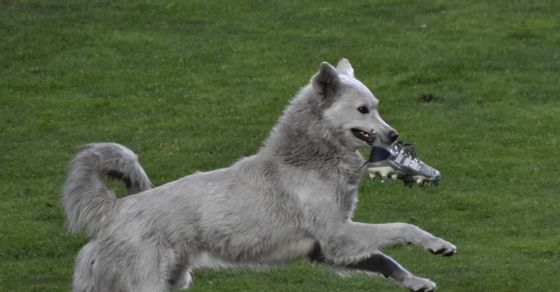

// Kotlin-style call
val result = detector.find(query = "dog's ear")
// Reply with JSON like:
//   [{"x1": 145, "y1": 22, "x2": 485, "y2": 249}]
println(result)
[
  {"x1": 336, "y1": 58, "x2": 354, "y2": 77},
  {"x1": 312, "y1": 62, "x2": 340, "y2": 97}
]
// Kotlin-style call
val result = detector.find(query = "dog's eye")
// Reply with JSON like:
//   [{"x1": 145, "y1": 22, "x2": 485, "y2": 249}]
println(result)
[{"x1": 357, "y1": 106, "x2": 370, "y2": 114}]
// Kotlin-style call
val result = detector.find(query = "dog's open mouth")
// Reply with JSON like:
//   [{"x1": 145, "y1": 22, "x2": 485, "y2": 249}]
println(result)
[{"x1": 351, "y1": 128, "x2": 374, "y2": 145}]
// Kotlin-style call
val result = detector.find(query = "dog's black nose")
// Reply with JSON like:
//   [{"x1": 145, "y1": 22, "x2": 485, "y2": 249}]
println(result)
[{"x1": 387, "y1": 130, "x2": 399, "y2": 143}]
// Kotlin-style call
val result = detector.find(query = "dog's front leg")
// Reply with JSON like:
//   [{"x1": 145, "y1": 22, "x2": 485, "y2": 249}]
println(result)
[
  {"x1": 312, "y1": 221, "x2": 456, "y2": 263},
  {"x1": 347, "y1": 252, "x2": 437, "y2": 292},
  {"x1": 301, "y1": 196, "x2": 456, "y2": 262},
  {"x1": 309, "y1": 244, "x2": 436, "y2": 292},
  {"x1": 354, "y1": 222, "x2": 457, "y2": 255}
]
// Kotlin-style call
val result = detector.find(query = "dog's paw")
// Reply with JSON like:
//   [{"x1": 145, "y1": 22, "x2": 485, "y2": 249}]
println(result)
[
  {"x1": 402, "y1": 274, "x2": 436, "y2": 292},
  {"x1": 424, "y1": 237, "x2": 457, "y2": 256}
]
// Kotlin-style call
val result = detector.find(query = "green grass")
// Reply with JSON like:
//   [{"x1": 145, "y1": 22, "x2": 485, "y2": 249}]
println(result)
[{"x1": 1, "y1": 0, "x2": 559, "y2": 291}]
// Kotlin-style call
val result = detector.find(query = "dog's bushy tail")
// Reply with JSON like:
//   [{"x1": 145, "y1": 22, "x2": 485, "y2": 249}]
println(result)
[{"x1": 62, "y1": 143, "x2": 152, "y2": 237}]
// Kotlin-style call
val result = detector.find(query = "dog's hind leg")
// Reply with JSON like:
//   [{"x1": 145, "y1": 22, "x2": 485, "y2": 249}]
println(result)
[
  {"x1": 308, "y1": 243, "x2": 436, "y2": 292},
  {"x1": 88, "y1": 239, "x2": 172, "y2": 292},
  {"x1": 172, "y1": 268, "x2": 193, "y2": 290},
  {"x1": 72, "y1": 242, "x2": 97, "y2": 292},
  {"x1": 126, "y1": 243, "x2": 179, "y2": 292}
]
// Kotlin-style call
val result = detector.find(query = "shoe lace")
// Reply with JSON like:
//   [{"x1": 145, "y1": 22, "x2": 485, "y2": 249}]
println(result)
[{"x1": 396, "y1": 141, "x2": 418, "y2": 159}]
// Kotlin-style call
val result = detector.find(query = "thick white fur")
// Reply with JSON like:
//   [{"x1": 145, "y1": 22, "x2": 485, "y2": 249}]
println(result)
[{"x1": 63, "y1": 59, "x2": 455, "y2": 292}]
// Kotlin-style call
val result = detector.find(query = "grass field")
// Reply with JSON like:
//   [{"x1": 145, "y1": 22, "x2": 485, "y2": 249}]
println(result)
[{"x1": 1, "y1": 0, "x2": 559, "y2": 291}]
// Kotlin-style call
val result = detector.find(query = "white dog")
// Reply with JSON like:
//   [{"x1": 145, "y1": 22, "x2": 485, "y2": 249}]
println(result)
[{"x1": 63, "y1": 59, "x2": 456, "y2": 292}]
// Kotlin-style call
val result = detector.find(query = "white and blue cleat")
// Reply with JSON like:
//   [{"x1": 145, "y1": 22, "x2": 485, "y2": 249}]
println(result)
[{"x1": 367, "y1": 137, "x2": 441, "y2": 187}]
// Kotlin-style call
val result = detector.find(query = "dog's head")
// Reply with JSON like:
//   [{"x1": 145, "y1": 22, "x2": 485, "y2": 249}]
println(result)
[{"x1": 311, "y1": 59, "x2": 399, "y2": 150}]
